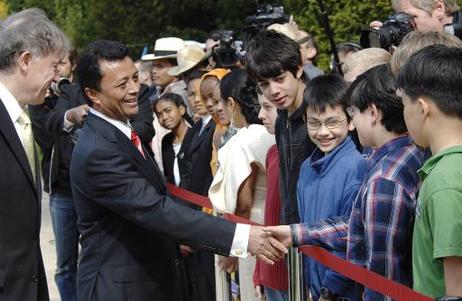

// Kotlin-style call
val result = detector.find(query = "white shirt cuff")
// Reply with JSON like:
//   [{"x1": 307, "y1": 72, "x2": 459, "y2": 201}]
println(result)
[
  {"x1": 229, "y1": 223, "x2": 250, "y2": 258},
  {"x1": 63, "y1": 110, "x2": 75, "y2": 132}
]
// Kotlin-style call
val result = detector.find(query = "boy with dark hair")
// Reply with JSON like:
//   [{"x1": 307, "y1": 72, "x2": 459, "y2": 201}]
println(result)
[
  {"x1": 266, "y1": 64, "x2": 426, "y2": 301},
  {"x1": 298, "y1": 74, "x2": 366, "y2": 300},
  {"x1": 245, "y1": 28, "x2": 316, "y2": 300},
  {"x1": 397, "y1": 44, "x2": 462, "y2": 298},
  {"x1": 245, "y1": 29, "x2": 316, "y2": 225}
]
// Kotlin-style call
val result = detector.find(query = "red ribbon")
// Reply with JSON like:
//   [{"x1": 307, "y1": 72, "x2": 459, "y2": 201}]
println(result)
[{"x1": 166, "y1": 184, "x2": 432, "y2": 301}]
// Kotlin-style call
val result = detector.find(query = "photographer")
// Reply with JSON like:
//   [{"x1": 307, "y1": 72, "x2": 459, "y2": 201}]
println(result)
[
  {"x1": 365, "y1": 0, "x2": 461, "y2": 49},
  {"x1": 29, "y1": 49, "x2": 77, "y2": 194},
  {"x1": 384, "y1": 0, "x2": 458, "y2": 33}
]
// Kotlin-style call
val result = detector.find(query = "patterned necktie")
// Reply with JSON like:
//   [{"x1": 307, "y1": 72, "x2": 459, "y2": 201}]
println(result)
[
  {"x1": 17, "y1": 109, "x2": 36, "y2": 183},
  {"x1": 131, "y1": 129, "x2": 145, "y2": 159}
]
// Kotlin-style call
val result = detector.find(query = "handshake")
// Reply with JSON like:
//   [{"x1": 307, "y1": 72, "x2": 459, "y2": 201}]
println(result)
[{"x1": 247, "y1": 225, "x2": 293, "y2": 265}]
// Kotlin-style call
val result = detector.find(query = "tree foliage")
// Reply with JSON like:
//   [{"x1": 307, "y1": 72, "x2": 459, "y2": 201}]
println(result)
[
  {"x1": 0, "y1": 0, "x2": 8, "y2": 20},
  {"x1": 5, "y1": 0, "x2": 462, "y2": 69}
]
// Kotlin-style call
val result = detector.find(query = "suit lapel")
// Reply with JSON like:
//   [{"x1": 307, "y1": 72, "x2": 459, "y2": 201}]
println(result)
[
  {"x1": 189, "y1": 119, "x2": 215, "y2": 154},
  {"x1": 87, "y1": 113, "x2": 167, "y2": 195},
  {"x1": 0, "y1": 101, "x2": 37, "y2": 193}
]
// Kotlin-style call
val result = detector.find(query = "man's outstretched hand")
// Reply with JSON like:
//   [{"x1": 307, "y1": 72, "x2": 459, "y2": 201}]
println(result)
[
  {"x1": 263, "y1": 225, "x2": 293, "y2": 249},
  {"x1": 248, "y1": 226, "x2": 288, "y2": 265}
]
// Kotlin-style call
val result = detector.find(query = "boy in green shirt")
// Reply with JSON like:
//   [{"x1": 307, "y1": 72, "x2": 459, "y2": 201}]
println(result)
[{"x1": 397, "y1": 44, "x2": 462, "y2": 298}]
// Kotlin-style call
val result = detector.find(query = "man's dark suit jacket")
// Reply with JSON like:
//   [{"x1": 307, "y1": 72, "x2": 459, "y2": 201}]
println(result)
[
  {"x1": 181, "y1": 118, "x2": 216, "y2": 196},
  {"x1": 0, "y1": 101, "x2": 49, "y2": 301},
  {"x1": 70, "y1": 112, "x2": 236, "y2": 301}
]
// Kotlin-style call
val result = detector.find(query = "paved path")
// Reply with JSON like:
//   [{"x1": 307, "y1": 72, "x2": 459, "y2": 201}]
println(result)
[{"x1": 40, "y1": 192, "x2": 60, "y2": 301}]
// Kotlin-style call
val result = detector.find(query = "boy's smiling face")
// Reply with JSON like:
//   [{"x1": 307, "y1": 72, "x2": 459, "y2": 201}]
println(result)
[{"x1": 306, "y1": 104, "x2": 354, "y2": 154}]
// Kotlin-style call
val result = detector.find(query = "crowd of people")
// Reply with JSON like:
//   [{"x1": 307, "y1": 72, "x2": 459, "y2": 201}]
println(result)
[{"x1": 1, "y1": 0, "x2": 462, "y2": 301}]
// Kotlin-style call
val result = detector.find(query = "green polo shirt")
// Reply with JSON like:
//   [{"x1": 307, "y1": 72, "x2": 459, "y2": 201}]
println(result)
[{"x1": 413, "y1": 145, "x2": 462, "y2": 297}]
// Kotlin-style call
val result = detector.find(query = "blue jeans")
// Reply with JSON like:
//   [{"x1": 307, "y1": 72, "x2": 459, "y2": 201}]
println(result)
[
  {"x1": 265, "y1": 287, "x2": 288, "y2": 301},
  {"x1": 50, "y1": 193, "x2": 79, "y2": 301}
]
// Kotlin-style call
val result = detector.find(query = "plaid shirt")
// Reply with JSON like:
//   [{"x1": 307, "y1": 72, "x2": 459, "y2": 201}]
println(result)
[{"x1": 292, "y1": 136, "x2": 425, "y2": 300}]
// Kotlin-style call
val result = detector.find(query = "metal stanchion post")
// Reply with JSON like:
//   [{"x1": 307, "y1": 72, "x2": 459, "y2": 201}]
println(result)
[
  {"x1": 214, "y1": 211, "x2": 231, "y2": 301},
  {"x1": 288, "y1": 247, "x2": 305, "y2": 301}
]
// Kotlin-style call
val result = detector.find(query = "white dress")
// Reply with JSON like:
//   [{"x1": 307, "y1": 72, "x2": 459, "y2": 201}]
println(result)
[{"x1": 209, "y1": 124, "x2": 275, "y2": 301}]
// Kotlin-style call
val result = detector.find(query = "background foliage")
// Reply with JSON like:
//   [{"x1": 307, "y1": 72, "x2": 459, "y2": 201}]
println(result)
[{"x1": 5, "y1": 0, "x2": 461, "y2": 70}]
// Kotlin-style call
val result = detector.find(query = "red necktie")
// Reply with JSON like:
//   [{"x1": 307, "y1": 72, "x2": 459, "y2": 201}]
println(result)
[{"x1": 131, "y1": 129, "x2": 145, "y2": 159}]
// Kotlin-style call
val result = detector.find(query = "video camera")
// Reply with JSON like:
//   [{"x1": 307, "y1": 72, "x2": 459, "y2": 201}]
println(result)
[
  {"x1": 242, "y1": 4, "x2": 289, "y2": 48},
  {"x1": 211, "y1": 4, "x2": 290, "y2": 69},
  {"x1": 211, "y1": 30, "x2": 241, "y2": 69}
]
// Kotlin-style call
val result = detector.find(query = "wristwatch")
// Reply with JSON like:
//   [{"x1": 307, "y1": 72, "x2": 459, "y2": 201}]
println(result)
[{"x1": 320, "y1": 286, "x2": 337, "y2": 301}]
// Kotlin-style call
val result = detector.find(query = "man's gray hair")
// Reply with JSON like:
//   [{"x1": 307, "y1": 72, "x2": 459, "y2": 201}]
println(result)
[
  {"x1": 0, "y1": 8, "x2": 70, "y2": 72},
  {"x1": 391, "y1": 0, "x2": 460, "y2": 15}
]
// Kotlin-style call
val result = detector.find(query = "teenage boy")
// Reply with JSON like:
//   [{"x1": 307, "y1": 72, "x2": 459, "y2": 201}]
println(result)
[
  {"x1": 266, "y1": 64, "x2": 426, "y2": 301},
  {"x1": 397, "y1": 45, "x2": 462, "y2": 298},
  {"x1": 245, "y1": 29, "x2": 316, "y2": 225},
  {"x1": 298, "y1": 74, "x2": 367, "y2": 301},
  {"x1": 245, "y1": 28, "x2": 317, "y2": 300}
]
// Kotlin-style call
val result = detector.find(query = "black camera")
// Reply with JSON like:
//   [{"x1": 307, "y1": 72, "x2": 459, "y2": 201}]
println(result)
[
  {"x1": 211, "y1": 30, "x2": 240, "y2": 69},
  {"x1": 50, "y1": 77, "x2": 71, "y2": 96},
  {"x1": 360, "y1": 12, "x2": 414, "y2": 49},
  {"x1": 242, "y1": 4, "x2": 289, "y2": 48}
]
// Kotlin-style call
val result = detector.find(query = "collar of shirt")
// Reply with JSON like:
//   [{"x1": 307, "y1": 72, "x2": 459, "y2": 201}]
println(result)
[
  {"x1": 0, "y1": 81, "x2": 23, "y2": 124},
  {"x1": 418, "y1": 144, "x2": 462, "y2": 180},
  {"x1": 201, "y1": 115, "x2": 212, "y2": 127},
  {"x1": 277, "y1": 98, "x2": 307, "y2": 121},
  {"x1": 310, "y1": 135, "x2": 357, "y2": 174},
  {"x1": 89, "y1": 108, "x2": 132, "y2": 139},
  {"x1": 367, "y1": 135, "x2": 413, "y2": 171}
]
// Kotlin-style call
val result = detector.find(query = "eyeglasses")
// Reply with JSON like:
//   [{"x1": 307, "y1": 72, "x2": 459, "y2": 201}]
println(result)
[{"x1": 307, "y1": 118, "x2": 347, "y2": 130}]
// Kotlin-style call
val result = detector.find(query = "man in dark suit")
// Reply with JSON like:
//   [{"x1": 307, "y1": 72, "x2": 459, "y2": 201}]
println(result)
[
  {"x1": 70, "y1": 40, "x2": 286, "y2": 301},
  {"x1": 0, "y1": 10, "x2": 70, "y2": 301}
]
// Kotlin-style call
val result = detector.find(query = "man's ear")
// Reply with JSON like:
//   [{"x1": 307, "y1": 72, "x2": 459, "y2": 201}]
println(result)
[
  {"x1": 85, "y1": 87, "x2": 100, "y2": 106},
  {"x1": 434, "y1": 0, "x2": 446, "y2": 19},
  {"x1": 307, "y1": 47, "x2": 317, "y2": 61},
  {"x1": 369, "y1": 103, "x2": 382, "y2": 124},
  {"x1": 178, "y1": 104, "x2": 186, "y2": 116},
  {"x1": 227, "y1": 97, "x2": 236, "y2": 112},
  {"x1": 348, "y1": 119, "x2": 355, "y2": 131},
  {"x1": 418, "y1": 96, "x2": 431, "y2": 120},
  {"x1": 17, "y1": 51, "x2": 33, "y2": 72}
]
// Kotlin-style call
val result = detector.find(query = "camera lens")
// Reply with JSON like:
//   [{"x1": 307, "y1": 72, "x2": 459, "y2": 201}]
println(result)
[{"x1": 360, "y1": 12, "x2": 414, "y2": 49}]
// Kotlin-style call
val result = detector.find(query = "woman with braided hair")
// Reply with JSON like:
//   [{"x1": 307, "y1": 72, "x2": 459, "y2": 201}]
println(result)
[{"x1": 209, "y1": 69, "x2": 275, "y2": 301}]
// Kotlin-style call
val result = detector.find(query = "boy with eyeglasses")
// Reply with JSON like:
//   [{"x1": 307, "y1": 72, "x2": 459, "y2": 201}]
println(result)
[
  {"x1": 297, "y1": 74, "x2": 366, "y2": 301},
  {"x1": 266, "y1": 64, "x2": 426, "y2": 301}
]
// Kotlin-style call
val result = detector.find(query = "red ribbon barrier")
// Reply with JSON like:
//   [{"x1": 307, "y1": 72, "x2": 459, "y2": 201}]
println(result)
[
  {"x1": 166, "y1": 184, "x2": 433, "y2": 301},
  {"x1": 167, "y1": 183, "x2": 213, "y2": 208}
]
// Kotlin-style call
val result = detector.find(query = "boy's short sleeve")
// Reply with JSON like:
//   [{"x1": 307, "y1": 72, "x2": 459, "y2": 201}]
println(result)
[{"x1": 429, "y1": 189, "x2": 462, "y2": 259}]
